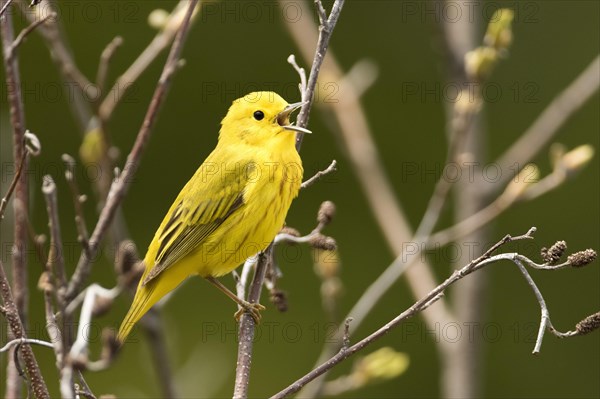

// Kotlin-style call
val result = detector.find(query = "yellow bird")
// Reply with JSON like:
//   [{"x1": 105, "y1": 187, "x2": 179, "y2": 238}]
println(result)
[{"x1": 117, "y1": 91, "x2": 309, "y2": 342}]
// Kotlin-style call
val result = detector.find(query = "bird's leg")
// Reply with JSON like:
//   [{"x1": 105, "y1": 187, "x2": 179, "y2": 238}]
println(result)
[{"x1": 205, "y1": 276, "x2": 265, "y2": 323}]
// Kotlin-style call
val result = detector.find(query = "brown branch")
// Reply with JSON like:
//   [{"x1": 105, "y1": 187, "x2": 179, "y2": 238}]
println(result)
[
  {"x1": 98, "y1": 0, "x2": 198, "y2": 123},
  {"x1": 281, "y1": 2, "x2": 455, "y2": 395},
  {"x1": 295, "y1": 0, "x2": 345, "y2": 151},
  {"x1": 1, "y1": 7, "x2": 30, "y2": 397},
  {"x1": 233, "y1": 246, "x2": 272, "y2": 399},
  {"x1": 41, "y1": 175, "x2": 71, "y2": 375},
  {"x1": 62, "y1": 154, "x2": 90, "y2": 254},
  {"x1": 17, "y1": 0, "x2": 93, "y2": 130},
  {"x1": 0, "y1": 0, "x2": 13, "y2": 17},
  {"x1": 490, "y1": 55, "x2": 600, "y2": 193},
  {"x1": 271, "y1": 229, "x2": 583, "y2": 398},
  {"x1": 0, "y1": 150, "x2": 25, "y2": 220},
  {"x1": 0, "y1": 260, "x2": 50, "y2": 398},
  {"x1": 301, "y1": 160, "x2": 337, "y2": 189},
  {"x1": 0, "y1": 338, "x2": 54, "y2": 353},
  {"x1": 41, "y1": 176, "x2": 67, "y2": 293},
  {"x1": 232, "y1": 3, "x2": 345, "y2": 397},
  {"x1": 96, "y1": 36, "x2": 123, "y2": 99},
  {"x1": 65, "y1": 0, "x2": 200, "y2": 302},
  {"x1": 8, "y1": 12, "x2": 55, "y2": 55}
]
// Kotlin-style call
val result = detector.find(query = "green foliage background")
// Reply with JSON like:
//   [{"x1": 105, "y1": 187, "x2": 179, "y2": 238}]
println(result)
[{"x1": 1, "y1": 1, "x2": 599, "y2": 398}]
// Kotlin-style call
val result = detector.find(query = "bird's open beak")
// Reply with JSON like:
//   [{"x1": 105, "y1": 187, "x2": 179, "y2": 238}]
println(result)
[{"x1": 277, "y1": 101, "x2": 312, "y2": 134}]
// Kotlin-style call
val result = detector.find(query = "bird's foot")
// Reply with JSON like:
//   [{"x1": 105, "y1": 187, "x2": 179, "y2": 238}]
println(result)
[{"x1": 234, "y1": 300, "x2": 266, "y2": 323}]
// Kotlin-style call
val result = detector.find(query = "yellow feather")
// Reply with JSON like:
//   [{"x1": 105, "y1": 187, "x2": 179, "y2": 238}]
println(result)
[{"x1": 118, "y1": 92, "x2": 303, "y2": 342}]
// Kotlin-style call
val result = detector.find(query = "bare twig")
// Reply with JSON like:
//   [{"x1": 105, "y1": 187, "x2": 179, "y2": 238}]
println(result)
[
  {"x1": 301, "y1": 160, "x2": 337, "y2": 189},
  {"x1": 0, "y1": 260, "x2": 50, "y2": 398},
  {"x1": 41, "y1": 176, "x2": 67, "y2": 292},
  {"x1": 294, "y1": 0, "x2": 345, "y2": 151},
  {"x1": 74, "y1": 370, "x2": 97, "y2": 399},
  {"x1": 238, "y1": 3, "x2": 345, "y2": 395},
  {"x1": 98, "y1": 0, "x2": 198, "y2": 122},
  {"x1": 287, "y1": 55, "x2": 307, "y2": 99},
  {"x1": 68, "y1": 284, "x2": 121, "y2": 360},
  {"x1": 96, "y1": 36, "x2": 124, "y2": 98},
  {"x1": 62, "y1": 154, "x2": 90, "y2": 253},
  {"x1": 270, "y1": 229, "x2": 588, "y2": 398},
  {"x1": 342, "y1": 318, "x2": 353, "y2": 350},
  {"x1": 0, "y1": 149, "x2": 25, "y2": 220},
  {"x1": 281, "y1": 3, "x2": 456, "y2": 395},
  {"x1": 41, "y1": 175, "x2": 71, "y2": 375},
  {"x1": 17, "y1": 0, "x2": 93, "y2": 129},
  {"x1": 233, "y1": 246, "x2": 272, "y2": 399},
  {"x1": 1, "y1": 8, "x2": 31, "y2": 396},
  {"x1": 490, "y1": 55, "x2": 600, "y2": 193},
  {"x1": 0, "y1": 0, "x2": 13, "y2": 18},
  {"x1": 0, "y1": 338, "x2": 54, "y2": 353},
  {"x1": 8, "y1": 12, "x2": 55, "y2": 56},
  {"x1": 65, "y1": 0, "x2": 200, "y2": 301}
]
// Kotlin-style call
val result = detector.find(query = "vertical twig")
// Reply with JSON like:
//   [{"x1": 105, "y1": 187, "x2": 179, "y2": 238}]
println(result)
[
  {"x1": 294, "y1": 0, "x2": 345, "y2": 151},
  {"x1": 232, "y1": 2, "x2": 345, "y2": 397},
  {"x1": 1, "y1": 5, "x2": 29, "y2": 396},
  {"x1": 0, "y1": 260, "x2": 50, "y2": 399},
  {"x1": 233, "y1": 246, "x2": 272, "y2": 399}
]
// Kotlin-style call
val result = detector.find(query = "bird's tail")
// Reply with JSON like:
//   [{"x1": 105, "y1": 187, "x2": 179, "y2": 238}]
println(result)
[
  {"x1": 117, "y1": 281, "x2": 159, "y2": 343},
  {"x1": 117, "y1": 261, "x2": 190, "y2": 343}
]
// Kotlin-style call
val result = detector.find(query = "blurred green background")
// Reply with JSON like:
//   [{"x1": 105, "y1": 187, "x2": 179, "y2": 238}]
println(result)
[{"x1": 1, "y1": 0, "x2": 598, "y2": 398}]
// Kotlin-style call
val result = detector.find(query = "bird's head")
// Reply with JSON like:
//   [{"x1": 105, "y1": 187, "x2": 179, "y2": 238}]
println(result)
[{"x1": 219, "y1": 91, "x2": 310, "y2": 147}]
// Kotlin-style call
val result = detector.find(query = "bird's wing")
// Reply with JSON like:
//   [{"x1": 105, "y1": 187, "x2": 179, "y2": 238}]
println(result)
[{"x1": 141, "y1": 163, "x2": 251, "y2": 286}]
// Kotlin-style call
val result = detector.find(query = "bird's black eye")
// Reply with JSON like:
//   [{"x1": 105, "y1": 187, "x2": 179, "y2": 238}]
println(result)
[{"x1": 253, "y1": 110, "x2": 265, "y2": 121}]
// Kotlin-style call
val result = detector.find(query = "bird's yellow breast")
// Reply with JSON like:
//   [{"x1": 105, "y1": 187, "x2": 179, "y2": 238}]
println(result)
[
  {"x1": 147, "y1": 143, "x2": 302, "y2": 279},
  {"x1": 203, "y1": 148, "x2": 302, "y2": 276}
]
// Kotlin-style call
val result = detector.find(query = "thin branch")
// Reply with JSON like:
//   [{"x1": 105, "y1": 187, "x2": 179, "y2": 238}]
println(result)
[
  {"x1": 294, "y1": 0, "x2": 345, "y2": 151},
  {"x1": 287, "y1": 55, "x2": 307, "y2": 100},
  {"x1": 41, "y1": 175, "x2": 70, "y2": 376},
  {"x1": 96, "y1": 36, "x2": 123, "y2": 99},
  {"x1": 62, "y1": 154, "x2": 90, "y2": 254},
  {"x1": 269, "y1": 229, "x2": 581, "y2": 398},
  {"x1": 65, "y1": 0, "x2": 200, "y2": 301},
  {"x1": 8, "y1": 12, "x2": 55, "y2": 56},
  {"x1": 0, "y1": 260, "x2": 50, "y2": 398},
  {"x1": 0, "y1": 149, "x2": 25, "y2": 220},
  {"x1": 41, "y1": 176, "x2": 67, "y2": 292},
  {"x1": 341, "y1": 318, "x2": 353, "y2": 350},
  {"x1": 281, "y1": 3, "x2": 457, "y2": 394},
  {"x1": 301, "y1": 160, "x2": 337, "y2": 189},
  {"x1": 74, "y1": 370, "x2": 97, "y2": 399},
  {"x1": 233, "y1": 246, "x2": 272, "y2": 399},
  {"x1": 68, "y1": 285, "x2": 121, "y2": 360},
  {"x1": 427, "y1": 172, "x2": 564, "y2": 247},
  {"x1": 17, "y1": 0, "x2": 93, "y2": 129},
  {"x1": 0, "y1": 338, "x2": 54, "y2": 353},
  {"x1": 0, "y1": 0, "x2": 13, "y2": 18},
  {"x1": 98, "y1": 0, "x2": 198, "y2": 122},
  {"x1": 233, "y1": 0, "x2": 344, "y2": 392},
  {"x1": 1, "y1": 8, "x2": 31, "y2": 397},
  {"x1": 490, "y1": 55, "x2": 600, "y2": 193}
]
